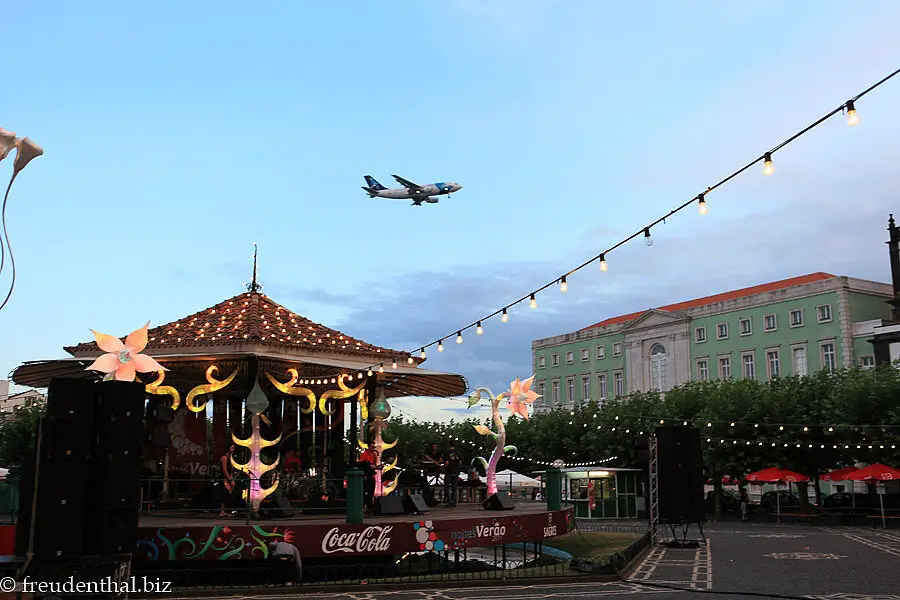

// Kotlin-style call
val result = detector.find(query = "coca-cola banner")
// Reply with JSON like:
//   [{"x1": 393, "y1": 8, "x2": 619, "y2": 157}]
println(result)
[{"x1": 134, "y1": 508, "x2": 574, "y2": 561}]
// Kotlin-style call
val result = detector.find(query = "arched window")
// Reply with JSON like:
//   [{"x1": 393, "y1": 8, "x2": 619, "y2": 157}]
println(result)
[{"x1": 650, "y1": 344, "x2": 668, "y2": 391}]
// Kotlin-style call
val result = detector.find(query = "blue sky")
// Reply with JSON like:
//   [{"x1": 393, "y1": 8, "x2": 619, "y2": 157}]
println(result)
[{"x1": 3, "y1": 1, "x2": 900, "y2": 422}]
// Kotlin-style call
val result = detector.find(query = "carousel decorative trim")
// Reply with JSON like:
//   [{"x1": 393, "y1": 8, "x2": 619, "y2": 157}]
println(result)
[
  {"x1": 185, "y1": 365, "x2": 238, "y2": 412},
  {"x1": 145, "y1": 370, "x2": 182, "y2": 410},
  {"x1": 231, "y1": 379, "x2": 281, "y2": 511},
  {"x1": 265, "y1": 370, "x2": 365, "y2": 415}
]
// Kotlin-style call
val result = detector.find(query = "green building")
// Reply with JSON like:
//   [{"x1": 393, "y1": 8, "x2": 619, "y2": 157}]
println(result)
[{"x1": 532, "y1": 273, "x2": 892, "y2": 413}]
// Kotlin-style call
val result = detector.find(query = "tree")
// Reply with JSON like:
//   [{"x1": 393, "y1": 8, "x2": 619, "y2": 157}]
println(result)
[{"x1": 0, "y1": 399, "x2": 45, "y2": 478}]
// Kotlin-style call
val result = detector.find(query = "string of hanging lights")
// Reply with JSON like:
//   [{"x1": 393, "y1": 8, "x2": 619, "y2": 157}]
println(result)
[{"x1": 347, "y1": 67, "x2": 900, "y2": 380}]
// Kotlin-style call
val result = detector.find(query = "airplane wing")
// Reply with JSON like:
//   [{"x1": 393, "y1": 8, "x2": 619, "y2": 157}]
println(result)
[{"x1": 392, "y1": 174, "x2": 423, "y2": 191}]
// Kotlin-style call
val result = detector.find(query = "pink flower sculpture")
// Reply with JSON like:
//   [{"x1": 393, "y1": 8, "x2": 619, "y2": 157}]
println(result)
[
  {"x1": 86, "y1": 322, "x2": 166, "y2": 381},
  {"x1": 507, "y1": 375, "x2": 541, "y2": 419}
]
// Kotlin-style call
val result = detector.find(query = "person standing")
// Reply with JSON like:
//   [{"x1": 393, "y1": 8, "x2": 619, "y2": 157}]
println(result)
[
  {"x1": 219, "y1": 444, "x2": 236, "y2": 517},
  {"x1": 740, "y1": 487, "x2": 749, "y2": 521},
  {"x1": 443, "y1": 443, "x2": 461, "y2": 507},
  {"x1": 359, "y1": 447, "x2": 378, "y2": 509}
]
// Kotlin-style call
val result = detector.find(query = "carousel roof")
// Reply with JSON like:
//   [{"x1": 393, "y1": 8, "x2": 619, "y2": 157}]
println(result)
[
  {"x1": 12, "y1": 290, "x2": 468, "y2": 398},
  {"x1": 63, "y1": 291, "x2": 406, "y2": 361}
]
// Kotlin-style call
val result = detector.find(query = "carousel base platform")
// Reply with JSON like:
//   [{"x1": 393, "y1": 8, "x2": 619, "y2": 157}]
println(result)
[{"x1": 134, "y1": 502, "x2": 573, "y2": 562}]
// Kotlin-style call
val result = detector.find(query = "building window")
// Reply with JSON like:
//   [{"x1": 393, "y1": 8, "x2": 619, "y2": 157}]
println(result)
[
  {"x1": 766, "y1": 349, "x2": 780, "y2": 379},
  {"x1": 861, "y1": 355, "x2": 875, "y2": 369},
  {"x1": 582, "y1": 375, "x2": 591, "y2": 401},
  {"x1": 581, "y1": 348, "x2": 590, "y2": 362},
  {"x1": 552, "y1": 353, "x2": 560, "y2": 367},
  {"x1": 719, "y1": 356, "x2": 731, "y2": 379},
  {"x1": 566, "y1": 377, "x2": 575, "y2": 402},
  {"x1": 790, "y1": 309, "x2": 804, "y2": 327},
  {"x1": 566, "y1": 351, "x2": 575, "y2": 364},
  {"x1": 739, "y1": 318, "x2": 752, "y2": 336},
  {"x1": 697, "y1": 359, "x2": 709, "y2": 381},
  {"x1": 613, "y1": 342, "x2": 622, "y2": 356},
  {"x1": 538, "y1": 355, "x2": 546, "y2": 369},
  {"x1": 717, "y1": 323, "x2": 729, "y2": 340},
  {"x1": 613, "y1": 371, "x2": 624, "y2": 397},
  {"x1": 817, "y1": 304, "x2": 833, "y2": 323},
  {"x1": 695, "y1": 327, "x2": 706, "y2": 343},
  {"x1": 650, "y1": 343, "x2": 668, "y2": 391},
  {"x1": 597, "y1": 373, "x2": 607, "y2": 402},
  {"x1": 597, "y1": 345, "x2": 606, "y2": 359},
  {"x1": 551, "y1": 379, "x2": 560, "y2": 404},
  {"x1": 537, "y1": 380, "x2": 546, "y2": 404},
  {"x1": 764, "y1": 314, "x2": 777, "y2": 332},
  {"x1": 742, "y1": 353, "x2": 756, "y2": 379},
  {"x1": 792, "y1": 346, "x2": 808, "y2": 376},
  {"x1": 821, "y1": 342, "x2": 836, "y2": 371}
]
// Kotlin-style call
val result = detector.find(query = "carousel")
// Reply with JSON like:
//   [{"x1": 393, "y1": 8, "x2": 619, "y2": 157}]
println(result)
[{"x1": 12, "y1": 271, "x2": 467, "y2": 515}]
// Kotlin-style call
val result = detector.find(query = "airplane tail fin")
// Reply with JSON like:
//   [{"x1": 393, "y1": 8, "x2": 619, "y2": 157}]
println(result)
[{"x1": 364, "y1": 175, "x2": 387, "y2": 191}]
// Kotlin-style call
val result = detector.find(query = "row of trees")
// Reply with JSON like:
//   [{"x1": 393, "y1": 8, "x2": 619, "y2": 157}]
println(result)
[{"x1": 385, "y1": 366, "x2": 900, "y2": 507}]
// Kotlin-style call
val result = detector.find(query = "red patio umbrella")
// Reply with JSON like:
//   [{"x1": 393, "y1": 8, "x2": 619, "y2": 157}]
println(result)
[
  {"x1": 823, "y1": 466, "x2": 861, "y2": 509},
  {"x1": 822, "y1": 466, "x2": 859, "y2": 481},
  {"x1": 745, "y1": 468, "x2": 809, "y2": 518},
  {"x1": 847, "y1": 464, "x2": 900, "y2": 529}
]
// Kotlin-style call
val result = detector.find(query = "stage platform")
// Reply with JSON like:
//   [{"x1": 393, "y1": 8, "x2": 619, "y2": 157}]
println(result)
[{"x1": 135, "y1": 502, "x2": 574, "y2": 562}]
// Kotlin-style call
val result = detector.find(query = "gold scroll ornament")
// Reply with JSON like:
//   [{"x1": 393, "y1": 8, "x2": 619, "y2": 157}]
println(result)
[
  {"x1": 145, "y1": 370, "x2": 182, "y2": 410},
  {"x1": 265, "y1": 369, "x2": 316, "y2": 414},
  {"x1": 185, "y1": 365, "x2": 238, "y2": 412}
]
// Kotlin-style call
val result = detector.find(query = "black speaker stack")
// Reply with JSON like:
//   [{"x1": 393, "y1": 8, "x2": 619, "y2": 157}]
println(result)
[
  {"x1": 16, "y1": 377, "x2": 146, "y2": 563},
  {"x1": 654, "y1": 426, "x2": 704, "y2": 525},
  {"x1": 483, "y1": 491, "x2": 514, "y2": 511}
]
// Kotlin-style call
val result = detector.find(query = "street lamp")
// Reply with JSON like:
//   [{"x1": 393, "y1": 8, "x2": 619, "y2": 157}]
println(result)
[{"x1": 0, "y1": 128, "x2": 43, "y2": 312}]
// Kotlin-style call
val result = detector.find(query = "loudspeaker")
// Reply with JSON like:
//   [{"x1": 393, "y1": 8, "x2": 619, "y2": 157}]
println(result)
[
  {"x1": 374, "y1": 495, "x2": 405, "y2": 515},
  {"x1": 266, "y1": 494, "x2": 295, "y2": 518},
  {"x1": 146, "y1": 429, "x2": 171, "y2": 447},
  {"x1": 40, "y1": 417, "x2": 93, "y2": 459},
  {"x1": 96, "y1": 381, "x2": 145, "y2": 420},
  {"x1": 83, "y1": 507, "x2": 139, "y2": 555},
  {"x1": 96, "y1": 417, "x2": 145, "y2": 457},
  {"x1": 32, "y1": 503, "x2": 86, "y2": 559},
  {"x1": 88, "y1": 456, "x2": 143, "y2": 506},
  {"x1": 483, "y1": 492, "x2": 515, "y2": 511},
  {"x1": 146, "y1": 402, "x2": 174, "y2": 424},
  {"x1": 403, "y1": 494, "x2": 429, "y2": 514},
  {"x1": 46, "y1": 377, "x2": 97, "y2": 420},
  {"x1": 655, "y1": 426, "x2": 703, "y2": 524}
]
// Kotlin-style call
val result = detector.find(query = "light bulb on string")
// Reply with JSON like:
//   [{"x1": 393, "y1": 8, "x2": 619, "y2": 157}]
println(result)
[
  {"x1": 438, "y1": 340, "x2": 444, "y2": 352},
  {"x1": 698, "y1": 193, "x2": 707, "y2": 215},
  {"x1": 420, "y1": 348, "x2": 426, "y2": 359},
  {"x1": 367, "y1": 369, "x2": 373, "y2": 377},
  {"x1": 476, "y1": 321, "x2": 484, "y2": 335},
  {"x1": 599, "y1": 254, "x2": 608, "y2": 272},
  {"x1": 501, "y1": 308, "x2": 509, "y2": 323},
  {"x1": 378, "y1": 364, "x2": 384, "y2": 374},
  {"x1": 763, "y1": 152, "x2": 774, "y2": 175},
  {"x1": 846, "y1": 99, "x2": 859, "y2": 125},
  {"x1": 408, "y1": 356, "x2": 414, "y2": 364},
  {"x1": 529, "y1": 294, "x2": 538, "y2": 309},
  {"x1": 456, "y1": 331, "x2": 463, "y2": 344},
  {"x1": 392, "y1": 359, "x2": 398, "y2": 369},
  {"x1": 644, "y1": 227, "x2": 653, "y2": 246},
  {"x1": 559, "y1": 276, "x2": 568, "y2": 292}
]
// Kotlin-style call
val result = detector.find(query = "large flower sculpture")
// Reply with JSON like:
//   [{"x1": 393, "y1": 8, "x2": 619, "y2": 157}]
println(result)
[
  {"x1": 85, "y1": 322, "x2": 166, "y2": 381},
  {"x1": 468, "y1": 374, "x2": 541, "y2": 499}
]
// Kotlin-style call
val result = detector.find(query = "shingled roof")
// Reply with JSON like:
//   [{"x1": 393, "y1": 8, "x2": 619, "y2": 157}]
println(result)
[
  {"x1": 582, "y1": 272, "x2": 838, "y2": 330},
  {"x1": 64, "y1": 291, "x2": 410, "y2": 361}
]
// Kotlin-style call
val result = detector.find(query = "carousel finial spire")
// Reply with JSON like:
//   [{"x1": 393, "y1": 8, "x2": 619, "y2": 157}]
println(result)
[{"x1": 247, "y1": 242, "x2": 261, "y2": 292}]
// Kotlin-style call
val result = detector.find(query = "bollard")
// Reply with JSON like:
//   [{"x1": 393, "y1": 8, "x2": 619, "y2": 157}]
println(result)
[
  {"x1": 345, "y1": 469, "x2": 364, "y2": 524},
  {"x1": 546, "y1": 468, "x2": 562, "y2": 511}
]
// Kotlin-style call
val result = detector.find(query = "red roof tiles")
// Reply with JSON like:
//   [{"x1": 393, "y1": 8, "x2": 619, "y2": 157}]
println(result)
[
  {"x1": 582, "y1": 272, "x2": 837, "y2": 330},
  {"x1": 65, "y1": 291, "x2": 409, "y2": 361}
]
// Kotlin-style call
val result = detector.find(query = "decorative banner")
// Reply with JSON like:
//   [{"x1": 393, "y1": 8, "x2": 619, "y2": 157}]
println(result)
[
  {"x1": 167, "y1": 409, "x2": 208, "y2": 480},
  {"x1": 134, "y1": 508, "x2": 574, "y2": 561},
  {"x1": 468, "y1": 376, "x2": 540, "y2": 496},
  {"x1": 86, "y1": 323, "x2": 165, "y2": 381}
]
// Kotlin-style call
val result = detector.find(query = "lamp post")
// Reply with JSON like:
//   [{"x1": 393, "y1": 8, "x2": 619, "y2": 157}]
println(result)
[{"x1": 0, "y1": 128, "x2": 43, "y2": 312}]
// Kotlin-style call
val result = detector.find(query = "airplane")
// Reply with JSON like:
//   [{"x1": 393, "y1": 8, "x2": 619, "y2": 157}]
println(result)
[{"x1": 362, "y1": 175, "x2": 462, "y2": 206}]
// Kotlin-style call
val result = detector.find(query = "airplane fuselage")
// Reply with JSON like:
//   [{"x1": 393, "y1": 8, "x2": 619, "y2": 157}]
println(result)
[{"x1": 373, "y1": 183, "x2": 458, "y2": 199}]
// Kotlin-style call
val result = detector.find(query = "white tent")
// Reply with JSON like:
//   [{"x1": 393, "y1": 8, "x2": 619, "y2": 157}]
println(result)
[
  {"x1": 0, "y1": 468, "x2": 8, "y2": 481},
  {"x1": 496, "y1": 469, "x2": 541, "y2": 489}
]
